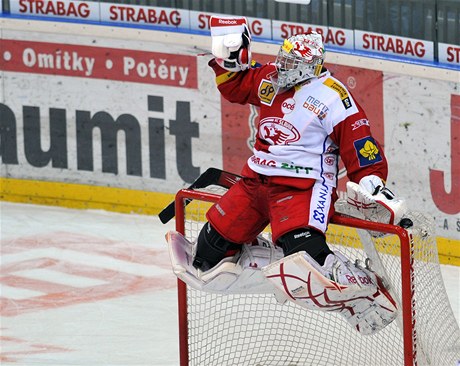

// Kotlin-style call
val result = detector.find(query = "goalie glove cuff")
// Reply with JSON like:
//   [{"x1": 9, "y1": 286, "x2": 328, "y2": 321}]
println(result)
[
  {"x1": 359, "y1": 175, "x2": 397, "y2": 202},
  {"x1": 359, "y1": 175, "x2": 386, "y2": 196}
]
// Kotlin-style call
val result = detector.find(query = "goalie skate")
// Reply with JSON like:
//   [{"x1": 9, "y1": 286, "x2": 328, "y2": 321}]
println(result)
[{"x1": 262, "y1": 251, "x2": 398, "y2": 335}]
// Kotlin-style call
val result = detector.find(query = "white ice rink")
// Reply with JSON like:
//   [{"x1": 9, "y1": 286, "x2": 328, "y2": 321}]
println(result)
[{"x1": 1, "y1": 201, "x2": 459, "y2": 365}]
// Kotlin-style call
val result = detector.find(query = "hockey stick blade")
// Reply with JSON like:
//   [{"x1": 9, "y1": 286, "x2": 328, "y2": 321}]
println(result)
[{"x1": 158, "y1": 168, "x2": 241, "y2": 224}]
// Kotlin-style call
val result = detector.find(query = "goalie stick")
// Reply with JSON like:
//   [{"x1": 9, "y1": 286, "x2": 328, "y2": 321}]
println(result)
[{"x1": 159, "y1": 168, "x2": 241, "y2": 224}]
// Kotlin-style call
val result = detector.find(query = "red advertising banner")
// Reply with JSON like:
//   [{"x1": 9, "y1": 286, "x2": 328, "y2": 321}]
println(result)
[{"x1": 0, "y1": 39, "x2": 197, "y2": 88}]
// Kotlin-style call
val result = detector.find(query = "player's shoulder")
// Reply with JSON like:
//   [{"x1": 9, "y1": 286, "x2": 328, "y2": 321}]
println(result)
[
  {"x1": 249, "y1": 61, "x2": 277, "y2": 83},
  {"x1": 251, "y1": 61, "x2": 277, "y2": 78},
  {"x1": 318, "y1": 71, "x2": 348, "y2": 93},
  {"x1": 315, "y1": 71, "x2": 355, "y2": 111}
]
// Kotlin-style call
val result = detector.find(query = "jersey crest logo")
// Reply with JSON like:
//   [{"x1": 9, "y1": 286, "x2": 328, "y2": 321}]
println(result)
[
  {"x1": 323, "y1": 78, "x2": 352, "y2": 109},
  {"x1": 258, "y1": 79, "x2": 276, "y2": 105},
  {"x1": 353, "y1": 137, "x2": 383, "y2": 166},
  {"x1": 259, "y1": 117, "x2": 300, "y2": 145}
]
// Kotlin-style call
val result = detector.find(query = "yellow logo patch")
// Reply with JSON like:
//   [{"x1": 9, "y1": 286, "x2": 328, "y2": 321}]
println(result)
[
  {"x1": 323, "y1": 78, "x2": 352, "y2": 109},
  {"x1": 258, "y1": 80, "x2": 276, "y2": 105},
  {"x1": 354, "y1": 136, "x2": 383, "y2": 167},
  {"x1": 359, "y1": 140, "x2": 379, "y2": 160}
]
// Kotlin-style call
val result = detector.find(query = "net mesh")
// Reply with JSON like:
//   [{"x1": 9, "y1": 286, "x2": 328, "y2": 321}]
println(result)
[{"x1": 178, "y1": 190, "x2": 460, "y2": 366}]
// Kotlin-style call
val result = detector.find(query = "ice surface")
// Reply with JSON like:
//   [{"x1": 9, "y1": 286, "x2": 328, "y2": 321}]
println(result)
[{"x1": 1, "y1": 201, "x2": 458, "y2": 365}]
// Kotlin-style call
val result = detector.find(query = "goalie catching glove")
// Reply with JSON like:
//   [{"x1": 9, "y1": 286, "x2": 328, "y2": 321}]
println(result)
[
  {"x1": 346, "y1": 175, "x2": 407, "y2": 227},
  {"x1": 210, "y1": 16, "x2": 252, "y2": 72}
]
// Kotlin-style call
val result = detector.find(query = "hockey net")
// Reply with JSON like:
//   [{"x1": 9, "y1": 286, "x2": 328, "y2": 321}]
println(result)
[{"x1": 173, "y1": 188, "x2": 460, "y2": 366}]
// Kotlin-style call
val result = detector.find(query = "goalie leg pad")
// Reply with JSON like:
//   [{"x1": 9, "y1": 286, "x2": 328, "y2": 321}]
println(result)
[
  {"x1": 262, "y1": 251, "x2": 377, "y2": 307},
  {"x1": 262, "y1": 251, "x2": 398, "y2": 335},
  {"x1": 165, "y1": 231, "x2": 283, "y2": 294},
  {"x1": 166, "y1": 230, "x2": 243, "y2": 292},
  {"x1": 342, "y1": 275, "x2": 399, "y2": 335}
]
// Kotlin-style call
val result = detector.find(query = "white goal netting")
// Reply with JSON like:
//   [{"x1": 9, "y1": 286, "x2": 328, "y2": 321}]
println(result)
[{"x1": 176, "y1": 189, "x2": 460, "y2": 366}]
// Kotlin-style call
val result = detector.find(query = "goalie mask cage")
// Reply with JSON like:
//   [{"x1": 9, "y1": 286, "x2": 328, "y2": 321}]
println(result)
[{"x1": 173, "y1": 188, "x2": 460, "y2": 366}]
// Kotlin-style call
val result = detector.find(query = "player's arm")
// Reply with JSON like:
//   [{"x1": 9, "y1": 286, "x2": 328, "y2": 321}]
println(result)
[
  {"x1": 329, "y1": 102, "x2": 388, "y2": 185},
  {"x1": 329, "y1": 97, "x2": 407, "y2": 225},
  {"x1": 208, "y1": 59, "x2": 273, "y2": 106}
]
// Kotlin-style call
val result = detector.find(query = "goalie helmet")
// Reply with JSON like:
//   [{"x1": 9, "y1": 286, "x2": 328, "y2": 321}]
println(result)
[{"x1": 272, "y1": 32, "x2": 325, "y2": 90}]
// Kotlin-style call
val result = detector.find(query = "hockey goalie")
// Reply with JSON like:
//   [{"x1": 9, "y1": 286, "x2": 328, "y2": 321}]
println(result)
[{"x1": 165, "y1": 16, "x2": 407, "y2": 336}]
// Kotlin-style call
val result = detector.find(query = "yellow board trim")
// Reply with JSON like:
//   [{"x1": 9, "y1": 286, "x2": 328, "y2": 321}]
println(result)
[
  {"x1": 1, "y1": 178, "x2": 459, "y2": 265},
  {"x1": 0, "y1": 178, "x2": 174, "y2": 215},
  {"x1": 437, "y1": 237, "x2": 460, "y2": 266},
  {"x1": 326, "y1": 224, "x2": 460, "y2": 266}
]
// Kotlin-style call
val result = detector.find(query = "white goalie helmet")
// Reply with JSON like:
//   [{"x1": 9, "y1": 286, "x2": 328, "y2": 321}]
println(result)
[{"x1": 272, "y1": 32, "x2": 325, "y2": 90}]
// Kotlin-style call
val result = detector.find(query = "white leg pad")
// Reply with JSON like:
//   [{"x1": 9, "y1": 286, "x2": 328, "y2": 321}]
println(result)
[
  {"x1": 165, "y1": 231, "x2": 283, "y2": 294},
  {"x1": 262, "y1": 251, "x2": 398, "y2": 335}
]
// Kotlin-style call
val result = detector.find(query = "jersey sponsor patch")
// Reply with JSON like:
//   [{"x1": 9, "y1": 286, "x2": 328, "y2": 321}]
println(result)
[
  {"x1": 303, "y1": 95, "x2": 329, "y2": 121},
  {"x1": 353, "y1": 137, "x2": 383, "y2": 167},
  {"x1": 281, "y1": 98, "x2": 295, "y2": 114},
  {"x1": 323, "y1": 78, "x2": 352, "y2": 109},
  {"x1": 258, "y1": 79, "x2": 276, "y2": 105}
]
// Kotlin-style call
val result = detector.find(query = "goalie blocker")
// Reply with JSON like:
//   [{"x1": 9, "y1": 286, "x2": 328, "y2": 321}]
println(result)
[
  {"x1": 165, "y1": 230, "x2": 398, "y2": 335},
  {"x1": 346, "y1": 175, "x2": 408, "y2": 229}
]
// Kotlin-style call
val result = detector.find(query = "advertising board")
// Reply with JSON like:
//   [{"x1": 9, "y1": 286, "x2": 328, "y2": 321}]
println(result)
[
  {"x1": 5, "y1": 0, "x2": 458, "y2": 68},
  {"x1": 1, "y1": 20, "x2": 459, "y2": 241}
]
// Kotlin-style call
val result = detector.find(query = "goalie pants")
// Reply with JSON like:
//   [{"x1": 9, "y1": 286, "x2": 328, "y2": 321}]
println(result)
[{"x1": 206, "y1": 171, "x2": 337, "y2": 245}]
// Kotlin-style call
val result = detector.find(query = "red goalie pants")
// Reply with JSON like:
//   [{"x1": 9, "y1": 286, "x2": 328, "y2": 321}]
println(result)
[{"x1": 206, "y1": 170, "x2": 336, "y2": 244}]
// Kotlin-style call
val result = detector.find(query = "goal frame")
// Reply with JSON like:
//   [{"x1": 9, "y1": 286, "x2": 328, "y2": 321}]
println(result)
[{"x1": 173, "y1": 188, "x2": 416, "y2": 366}]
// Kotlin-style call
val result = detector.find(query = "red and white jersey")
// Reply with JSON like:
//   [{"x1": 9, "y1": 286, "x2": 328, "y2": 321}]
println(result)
[{"x1": 209, "y1": 59, "x2": 388, "y2": 187}]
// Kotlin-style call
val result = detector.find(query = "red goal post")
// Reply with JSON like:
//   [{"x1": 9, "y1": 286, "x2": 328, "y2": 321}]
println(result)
[{"x1": 173, "y1": 188, "x2": 460, "y2": 366}]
